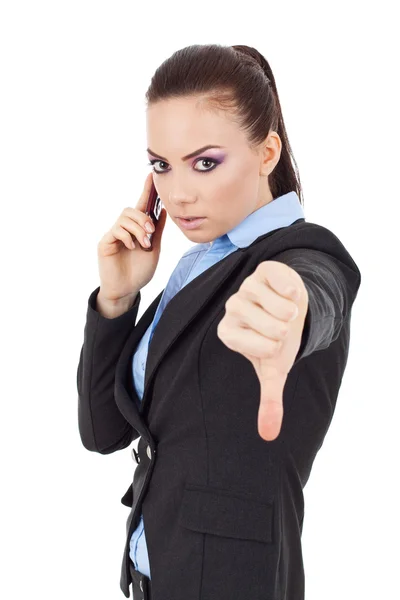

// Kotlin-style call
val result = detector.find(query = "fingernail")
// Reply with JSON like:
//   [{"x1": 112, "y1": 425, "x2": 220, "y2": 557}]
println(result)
[{"x1": 145, "y1": 222, "x2": 154, "y2": 233}]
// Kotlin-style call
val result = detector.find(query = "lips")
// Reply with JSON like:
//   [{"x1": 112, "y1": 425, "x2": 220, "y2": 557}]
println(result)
[{"x1": 177, "y1": 216, "x2": 206, "y2": 229}]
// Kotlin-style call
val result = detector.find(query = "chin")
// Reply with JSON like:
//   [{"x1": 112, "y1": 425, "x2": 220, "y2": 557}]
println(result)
[{"x1": 186, "y1": 232, "x2": 217, "y2": 245}]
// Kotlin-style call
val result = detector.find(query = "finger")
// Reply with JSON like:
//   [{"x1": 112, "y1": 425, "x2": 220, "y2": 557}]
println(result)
[
  {"x1": 255, "y1": 261, "x2": 302, "y2": 301},
  {"x1": 256, "y1": 355, "x2": 287, "y2": 441},
  {"x1": 257, "y1": 367, "x2": 285, "y2": 441},
  {"x1": 226, "y1": 294, "x2": 290, "y2": 341},
  {"x1": 240, "y1": 277, "x2": 300, "y2": 322},
  {"x1": 217, "y1": 318, "x2": 283, "y2": 358},
  {"x1": 136, "y1": 171, "x2": 156, "y2": 211},
  {"x1": 118, "y1": 215, "x2": 152, "y2": 249},
  {"x1": 102, "y1": 225, "x2": 136, "y2": 250}
]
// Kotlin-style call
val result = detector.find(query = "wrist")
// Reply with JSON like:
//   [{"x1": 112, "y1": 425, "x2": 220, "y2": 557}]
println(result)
[{"x1": 96, "y1": 290, "x2": 139, "y2": 318}]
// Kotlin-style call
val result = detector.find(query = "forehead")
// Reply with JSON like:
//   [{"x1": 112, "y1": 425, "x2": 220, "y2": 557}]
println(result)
[{"x1": 146, "y1": 97, "x2": 240, "y2": 145}]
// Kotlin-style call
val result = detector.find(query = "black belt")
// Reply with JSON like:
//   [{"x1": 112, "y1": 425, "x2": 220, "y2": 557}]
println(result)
[{"x1": 129, "y1": 559, "x2": 152, "y2": 600}]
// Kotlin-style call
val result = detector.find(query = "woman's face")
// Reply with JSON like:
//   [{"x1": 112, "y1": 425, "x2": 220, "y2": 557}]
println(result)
[{"x1": 146, "y1": 96, "x2": 281, "y2": 243}]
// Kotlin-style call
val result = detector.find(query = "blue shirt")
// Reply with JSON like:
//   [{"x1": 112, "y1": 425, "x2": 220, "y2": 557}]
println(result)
[{"x1": 129, "y1": 190, "x2": 305, "y2": 577}]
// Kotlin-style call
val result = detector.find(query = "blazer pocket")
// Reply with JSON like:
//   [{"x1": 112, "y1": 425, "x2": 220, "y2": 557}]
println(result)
[{"x1": 178, "y1": 483, "x2": 274, "y2": 544}]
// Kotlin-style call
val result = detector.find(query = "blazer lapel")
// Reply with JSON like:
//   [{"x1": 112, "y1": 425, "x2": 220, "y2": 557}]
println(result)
[
  {"x1": 114, "y1": 247, "x2": 247, "y2": 430},
  {"x1": 142, "y1": 248, "x2": 247, "y2": 410}
]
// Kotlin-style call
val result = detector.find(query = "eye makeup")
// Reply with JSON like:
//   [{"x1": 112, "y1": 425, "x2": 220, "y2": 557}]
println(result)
[
  {"x1": 147, "y1": 154, "x2": 225, "y2": 175},
  {"x1": 147, "y1": 156, "x2": 223, "y2": 175}
]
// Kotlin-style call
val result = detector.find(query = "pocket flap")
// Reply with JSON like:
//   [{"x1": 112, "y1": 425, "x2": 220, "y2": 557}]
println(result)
[{"x1": 178, "y1": 483, "x2": 274, "y2": 544}]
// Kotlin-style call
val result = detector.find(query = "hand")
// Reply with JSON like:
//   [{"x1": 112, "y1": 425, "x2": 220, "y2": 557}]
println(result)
[
  {"x1": 216, "y1": 260, "x2": 309, "y2": 441},
  {"x1": 97, "y1": 172, "x2": 167, "y2": 302}
]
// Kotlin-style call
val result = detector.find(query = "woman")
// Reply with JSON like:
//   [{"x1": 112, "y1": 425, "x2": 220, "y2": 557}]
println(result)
[{"x1": 77, "y1": 44, "x2": 361, "y2": 600}]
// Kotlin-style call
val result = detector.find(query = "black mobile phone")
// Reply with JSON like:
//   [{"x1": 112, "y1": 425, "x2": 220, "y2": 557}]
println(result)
[{"x1": 144, "y1": 180, "x2": 162, "y2": 248}]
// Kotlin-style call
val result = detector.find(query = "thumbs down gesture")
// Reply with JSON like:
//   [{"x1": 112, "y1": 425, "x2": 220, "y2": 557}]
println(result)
[{"x1": 217, "y1": 260, "x2": 309, "y2": 442}]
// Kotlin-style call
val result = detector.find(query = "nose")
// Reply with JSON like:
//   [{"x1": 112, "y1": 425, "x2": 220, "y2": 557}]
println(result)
[
  {"x1": 168, "y1": 191, "x2": 198, "y2": 209},
  {"x1": 168, "y1": 186, "x2": 196, "y2": 201}
]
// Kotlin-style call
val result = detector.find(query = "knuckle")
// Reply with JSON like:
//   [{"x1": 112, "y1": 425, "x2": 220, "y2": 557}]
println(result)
[
  {"x1": 226, "y1": 295, "x2": 240, "y2": 313},
  {"x1": 255, "y1": 261, "x2": 264, "y2": 271},
  {"x1": 217, "y1": 321, "x2": 227, "y2": 340},
  {"x1": 225, "y1": 296, "x2": 234, "y2": 311},
  {"x1": 287, "y1": 304, "x2": 298, "y2": 321},
  {"x1": 257, "y1": 260, "x2": 269, "y2": 273},
  {"x1": 241, "y1": 277, "x2": 253, "y2": 293},
  {"x1": 279, "y1": 323, "x2": 289, "y2": 338}
]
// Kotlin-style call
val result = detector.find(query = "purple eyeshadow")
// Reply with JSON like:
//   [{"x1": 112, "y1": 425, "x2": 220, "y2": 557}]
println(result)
[
  {"x1": 201, "y1": 151, "x2": 225, "y2": 163},
  {"x1": 147, "y1": 150, "x2": 227, "y2": 164}
]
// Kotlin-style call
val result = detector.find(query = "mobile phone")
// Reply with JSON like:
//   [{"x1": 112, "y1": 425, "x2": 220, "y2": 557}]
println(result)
[{"x1": 144, "y1": 180, "x2": 162, "y2": 247}]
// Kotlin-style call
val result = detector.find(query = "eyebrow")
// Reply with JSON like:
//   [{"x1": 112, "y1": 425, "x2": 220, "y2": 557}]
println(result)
[{"x1": 146, "y1": 144, "x2": 225, "y2": 162}]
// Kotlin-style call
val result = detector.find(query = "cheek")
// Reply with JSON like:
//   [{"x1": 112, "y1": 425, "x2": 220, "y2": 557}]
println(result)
[
  {"x1": 222, "y1": 158, "x2": 256, "y2": 190},
  {"x1": 211, "y1": 164, "x2": 255, "y2": 207}
]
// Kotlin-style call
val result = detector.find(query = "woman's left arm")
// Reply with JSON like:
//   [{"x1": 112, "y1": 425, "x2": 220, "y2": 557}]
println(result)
[
  {"x1": 274, "y1": 248, "x2": 362, "y2": 363},
  {"x1": 217, "y1": 247, "x2": 361, "y2": 441}
]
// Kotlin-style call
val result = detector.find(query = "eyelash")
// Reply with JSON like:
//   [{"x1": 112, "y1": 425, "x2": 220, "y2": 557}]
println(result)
[{"x1": 147, "y1": 157, "x2": 219, "y2": 175}]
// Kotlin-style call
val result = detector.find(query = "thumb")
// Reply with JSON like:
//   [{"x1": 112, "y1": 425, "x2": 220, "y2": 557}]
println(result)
[{"x1": 256, "y1": 361, "x2": 286, "y2": 441}]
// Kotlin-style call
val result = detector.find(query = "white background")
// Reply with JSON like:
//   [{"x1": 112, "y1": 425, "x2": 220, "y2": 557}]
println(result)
[{"x1": 1, "y1": 1, "x2": 398, "y2": 598}]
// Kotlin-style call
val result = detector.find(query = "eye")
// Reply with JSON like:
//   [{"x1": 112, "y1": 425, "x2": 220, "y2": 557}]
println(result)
[{"x1": 147, "y1": 157, "x2": 219, "y2": 175}]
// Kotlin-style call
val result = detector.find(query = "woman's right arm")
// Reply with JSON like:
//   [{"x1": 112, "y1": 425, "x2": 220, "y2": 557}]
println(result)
[
  {"x1": 76, "y1": 286, "x2": 142, "y2": 454},
  {"x1": 77, "y1": 172, "x2": 167, "y2": 454}
]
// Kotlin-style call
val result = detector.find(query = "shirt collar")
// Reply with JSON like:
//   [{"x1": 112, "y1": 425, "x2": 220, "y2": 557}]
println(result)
[{"x1": 182, "y1": 190, "x2": 305, "y2": 256}]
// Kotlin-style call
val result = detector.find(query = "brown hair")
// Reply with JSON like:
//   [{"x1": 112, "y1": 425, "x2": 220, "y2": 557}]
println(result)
[{"x1": 145, "y1": 43, "x2": 303, "y2": 206}]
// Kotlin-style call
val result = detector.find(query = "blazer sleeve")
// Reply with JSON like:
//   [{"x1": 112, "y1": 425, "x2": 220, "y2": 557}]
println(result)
[
  {"x1": 77, "y1": 286, "x2": 142, "y2": 454},
  {"x1": 272, "y1": 248, "x2": 362, "y2": 364}
]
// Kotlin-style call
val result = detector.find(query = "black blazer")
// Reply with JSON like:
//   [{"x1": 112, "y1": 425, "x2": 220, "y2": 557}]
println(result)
[{"x1": 77, "y1": 218, "x2": 361, "y2": 599}]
